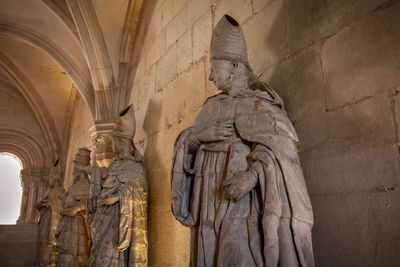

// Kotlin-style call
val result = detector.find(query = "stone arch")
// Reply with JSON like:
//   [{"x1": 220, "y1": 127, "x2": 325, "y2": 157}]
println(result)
[
  {"x1": 0, "y1": 144, "x2": 30, "y2": 170},
  {"x1": 0, "y1": 50, "x2": 60, "y2": 161},
  {"x1": 0, "y1": 128, "x2": 50, "y2": 224},
  {"x1": 0, "y1": 128, "x2": 49, "y2": 169},
  {"x1": 0, "y1": 20, "x2": 95, "y2": 118}
]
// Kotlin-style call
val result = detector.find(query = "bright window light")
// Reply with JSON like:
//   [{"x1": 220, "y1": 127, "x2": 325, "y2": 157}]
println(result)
[{"x1": 0, "y1": 153, "x2": 23, "y2": 224}]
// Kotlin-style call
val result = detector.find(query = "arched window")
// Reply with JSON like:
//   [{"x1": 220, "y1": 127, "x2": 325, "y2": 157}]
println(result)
[{"x1": 0, "y1": 153, "x2": 23, "y2": 224}]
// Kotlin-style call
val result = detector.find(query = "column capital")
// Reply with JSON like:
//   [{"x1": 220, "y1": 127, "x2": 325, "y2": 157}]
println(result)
[{"x1": 90, "y1": 121, "x2": 116, "y2": 167}]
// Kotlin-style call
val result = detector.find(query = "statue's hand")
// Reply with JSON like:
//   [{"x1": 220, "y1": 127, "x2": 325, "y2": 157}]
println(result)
[
  {"x1": 98, "y1": 196, "x2": 119, "y2": 207},
  {"x1": 223, "y1": 170, "x2": 258, "y2": 202},
  {"x1": 195, "y1": 120, "x2": 235, "y2": 143}
]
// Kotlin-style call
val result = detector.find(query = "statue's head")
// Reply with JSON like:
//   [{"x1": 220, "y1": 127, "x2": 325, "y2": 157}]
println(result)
[
  {"x1": 209, "y1": 15, "x2": 251, "y2": 93},
  {"x1": 49, "y1": 158, "x2": 61, "y2": 186},
  {"x1": 112, "y1": 104, "x2": 135, "y2": 154},
  {"x1": 72, "y1": 147, "x2": 91, "y2": 180}
]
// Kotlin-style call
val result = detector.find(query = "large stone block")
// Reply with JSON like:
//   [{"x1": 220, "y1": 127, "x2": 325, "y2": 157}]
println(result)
[
  {"x1": 147, "y1": 168, "x2": 171, "y2": 209},
  {"x1": 322, "y1": 2, "x2": 400, "y2": 109},
  {"x1": 185, "y1": 61, "x2": 206, "y2": 112},
  {"x1": 146, "y1": 30, "x2": 166, "y2": 69},
  {"x1": 64, "y1": 95, "x2": 93, "y2": 187},
  {"x1": 161, "y1": 0, "x2": 174, "y2": 29},
  {"x1": 267, "y1": 45, "x2": 325, "y2": 124},
  {"x1": 156, "y1": 44, "x2": 177, "y2": 91},
  {"x1": 214, "y1": 0, "x2": 252, "y2": 24},
  {"x1": 161, "y1": 73, "x2": 187, "y2": 129},
  {"x1": 192, "y1": 9, "x2": 212, "y2": 63},
  {"x1": 151, "y1": 124, "x2": 185, "y2": 170},
  {"x1": 177, "y1": 30, "x2": 192, "y2": 74},
  {"x1": 148, "y1": 209, "x2": 190, "y2": 267},
  {"x1": 147, "y1": 168, "x2": 190, "y2": 267},
  {"x1": 302, "y1": 144, "x2": 400, "y2": 196},
  {"x1": 166, "y1": 4, "x2": 187, "y2": 49},
  {"x1": 296, "y1": 93, "x2": 396, "y2": 159},
  {"x1": 370, "y1": 191, "x2": 400, "y2": 266},
  {"x1": 143, "y1": 93, "x2": 163, "y2": 136},
  {"x1": 242, "y1": 0, "x2": 286, "y2": 74},
  {"x1": 187, "y1": 0, "x2": 213, "y2": 27},
  {"x1": 144, "y1": 116, "x2": 189, "y2": 171},
  {"x1": 138, "y1": 64, "x2": 156, "y2": 109},
  {"x1": 286, "y1": 0, "x2": 385, "y2": 53},
  {"x1": 143, "y1": 5, "x2": 162, "y2": 51},
  {"x1": 311, "y1": 193, "x2": 375, "y2": 267}
]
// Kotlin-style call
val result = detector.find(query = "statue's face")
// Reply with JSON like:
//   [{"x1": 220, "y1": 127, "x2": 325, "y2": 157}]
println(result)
[{"x1": 209, "y1": 59, "x2": 234, "y2": 92}]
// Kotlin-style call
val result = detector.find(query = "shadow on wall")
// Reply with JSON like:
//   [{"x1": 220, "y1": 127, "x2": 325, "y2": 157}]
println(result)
[
  {"x1": 143, "y1": 96, "x2": 162, "y2": 170},
  {"x1": 126, "y1": 0, "x2": 400, "y2": 266},
  {"x1": 263, "y1": 1, "x2": 400, "y2": 267},
  {"x1": 125, "y1": 0, "x2": 158, "y2": 104},
  {"x1": 142, "y1": 94, "x2": 163, "y2": 265}
]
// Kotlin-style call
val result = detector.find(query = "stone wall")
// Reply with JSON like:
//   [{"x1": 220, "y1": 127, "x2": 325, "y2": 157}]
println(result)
[
  {"x1": 63, "y1": 93, "x2": 93, "y2": 188},
  {"x1": 128, "y1": 0, "x2": 400, "y2": 266},
  {"x1": 0, "y1": 224, "x2": 38, "y2": 266}
]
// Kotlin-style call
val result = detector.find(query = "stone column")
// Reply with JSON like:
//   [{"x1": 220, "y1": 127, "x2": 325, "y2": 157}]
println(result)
[
  {"x1": 37, "y1": 168, "x2": 50, "y2": 203},
  {"x1": 90, "y1": 122, "x2": 116, "y2": 167},
  {"x1": 26, "y1": 170, "x2": 41, "y2": 223},
  {"x1": 17, "y1": 170, "x2": 30, "y2": 224}
]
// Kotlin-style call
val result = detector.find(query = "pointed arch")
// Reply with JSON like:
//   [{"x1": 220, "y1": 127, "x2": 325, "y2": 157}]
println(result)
[
  {"x1": 0, "y1": 20, "x2": 95, "y2": 118},
  {"x1": 0, "y1": 52, "x2": 60, "y2": 161},
  {"x1": 0, "y1": 128, "x2": 49, "y2": 169}
]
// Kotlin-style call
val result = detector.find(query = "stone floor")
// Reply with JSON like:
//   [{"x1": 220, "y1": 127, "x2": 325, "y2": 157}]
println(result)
[{"x1": 0, "y1": 224, "x2": 38, "y2": 267}]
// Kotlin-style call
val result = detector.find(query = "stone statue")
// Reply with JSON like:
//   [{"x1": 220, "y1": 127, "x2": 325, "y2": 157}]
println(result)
[
  {"x1": 171, "y1": 14, "x2": 314, "y2": 267},
  {"x1": 35, "y1": 159, "x2": 64, "y2": 267},
  {"x1": 87, "y1": 104, "x2": 148, "y2": 267},
  {"x1": 55, "y1": 147, "x2": 91, "y2": 267}
]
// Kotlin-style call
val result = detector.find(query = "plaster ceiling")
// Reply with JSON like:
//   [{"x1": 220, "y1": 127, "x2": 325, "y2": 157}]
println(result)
[
  {"x1": 0, "y1": 36, "x2": 74, "y2": 141},
  {"x1": 0, "y1": 0, "x2": 144, "y2": 168}
]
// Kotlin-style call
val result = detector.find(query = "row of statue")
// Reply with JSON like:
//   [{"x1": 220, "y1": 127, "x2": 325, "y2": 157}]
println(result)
[
  {"x1": 35, "y1": 15, "x2": 314, "y2": 267},
  {"x1": 36, "y1": 103, "x2": 147, "y2": 267}
]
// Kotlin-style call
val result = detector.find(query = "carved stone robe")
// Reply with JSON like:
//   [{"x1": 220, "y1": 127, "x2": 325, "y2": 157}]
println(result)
[
  {"x1": 55, "y1": 177, "x2": 91, "y2": 267},
  {"x1": 171, "y1": 87, "x2": 314, "y2": 267},
  {"x1": 36, "y1": 184, "x2": 64, "y2": 267},
  {"x1": 87, "y1": 155, "x2": 148, "y2": 267}
]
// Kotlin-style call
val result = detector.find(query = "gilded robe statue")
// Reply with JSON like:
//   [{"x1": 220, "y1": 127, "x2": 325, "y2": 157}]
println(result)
[
  {"x1": 171, "y1": 15, "x2": 314, "y2": 267},
  {"x1": 87, "y1": 104, "x2": 148, "y2": 267},
  {"x1": 55, "y1": 147, "x2": 91, "y2": 267},
  {"x1": 36, "y1": 159, "x2": 64, "y2": 267}
]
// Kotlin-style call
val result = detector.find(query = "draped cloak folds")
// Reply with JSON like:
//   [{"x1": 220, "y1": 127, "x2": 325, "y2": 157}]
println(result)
[
  {"x1": 36, "y1": 184, "x2": 64, "y2": 267},
  {"x1": 87, "y1": 155, "x2": 148, "y2": 267},
  {"x1": 55, "y1": 177, "x2": 91, "y2": 267},
  {"x1": 171, "y1": 87, "x2": 314, "y2": 267}
]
